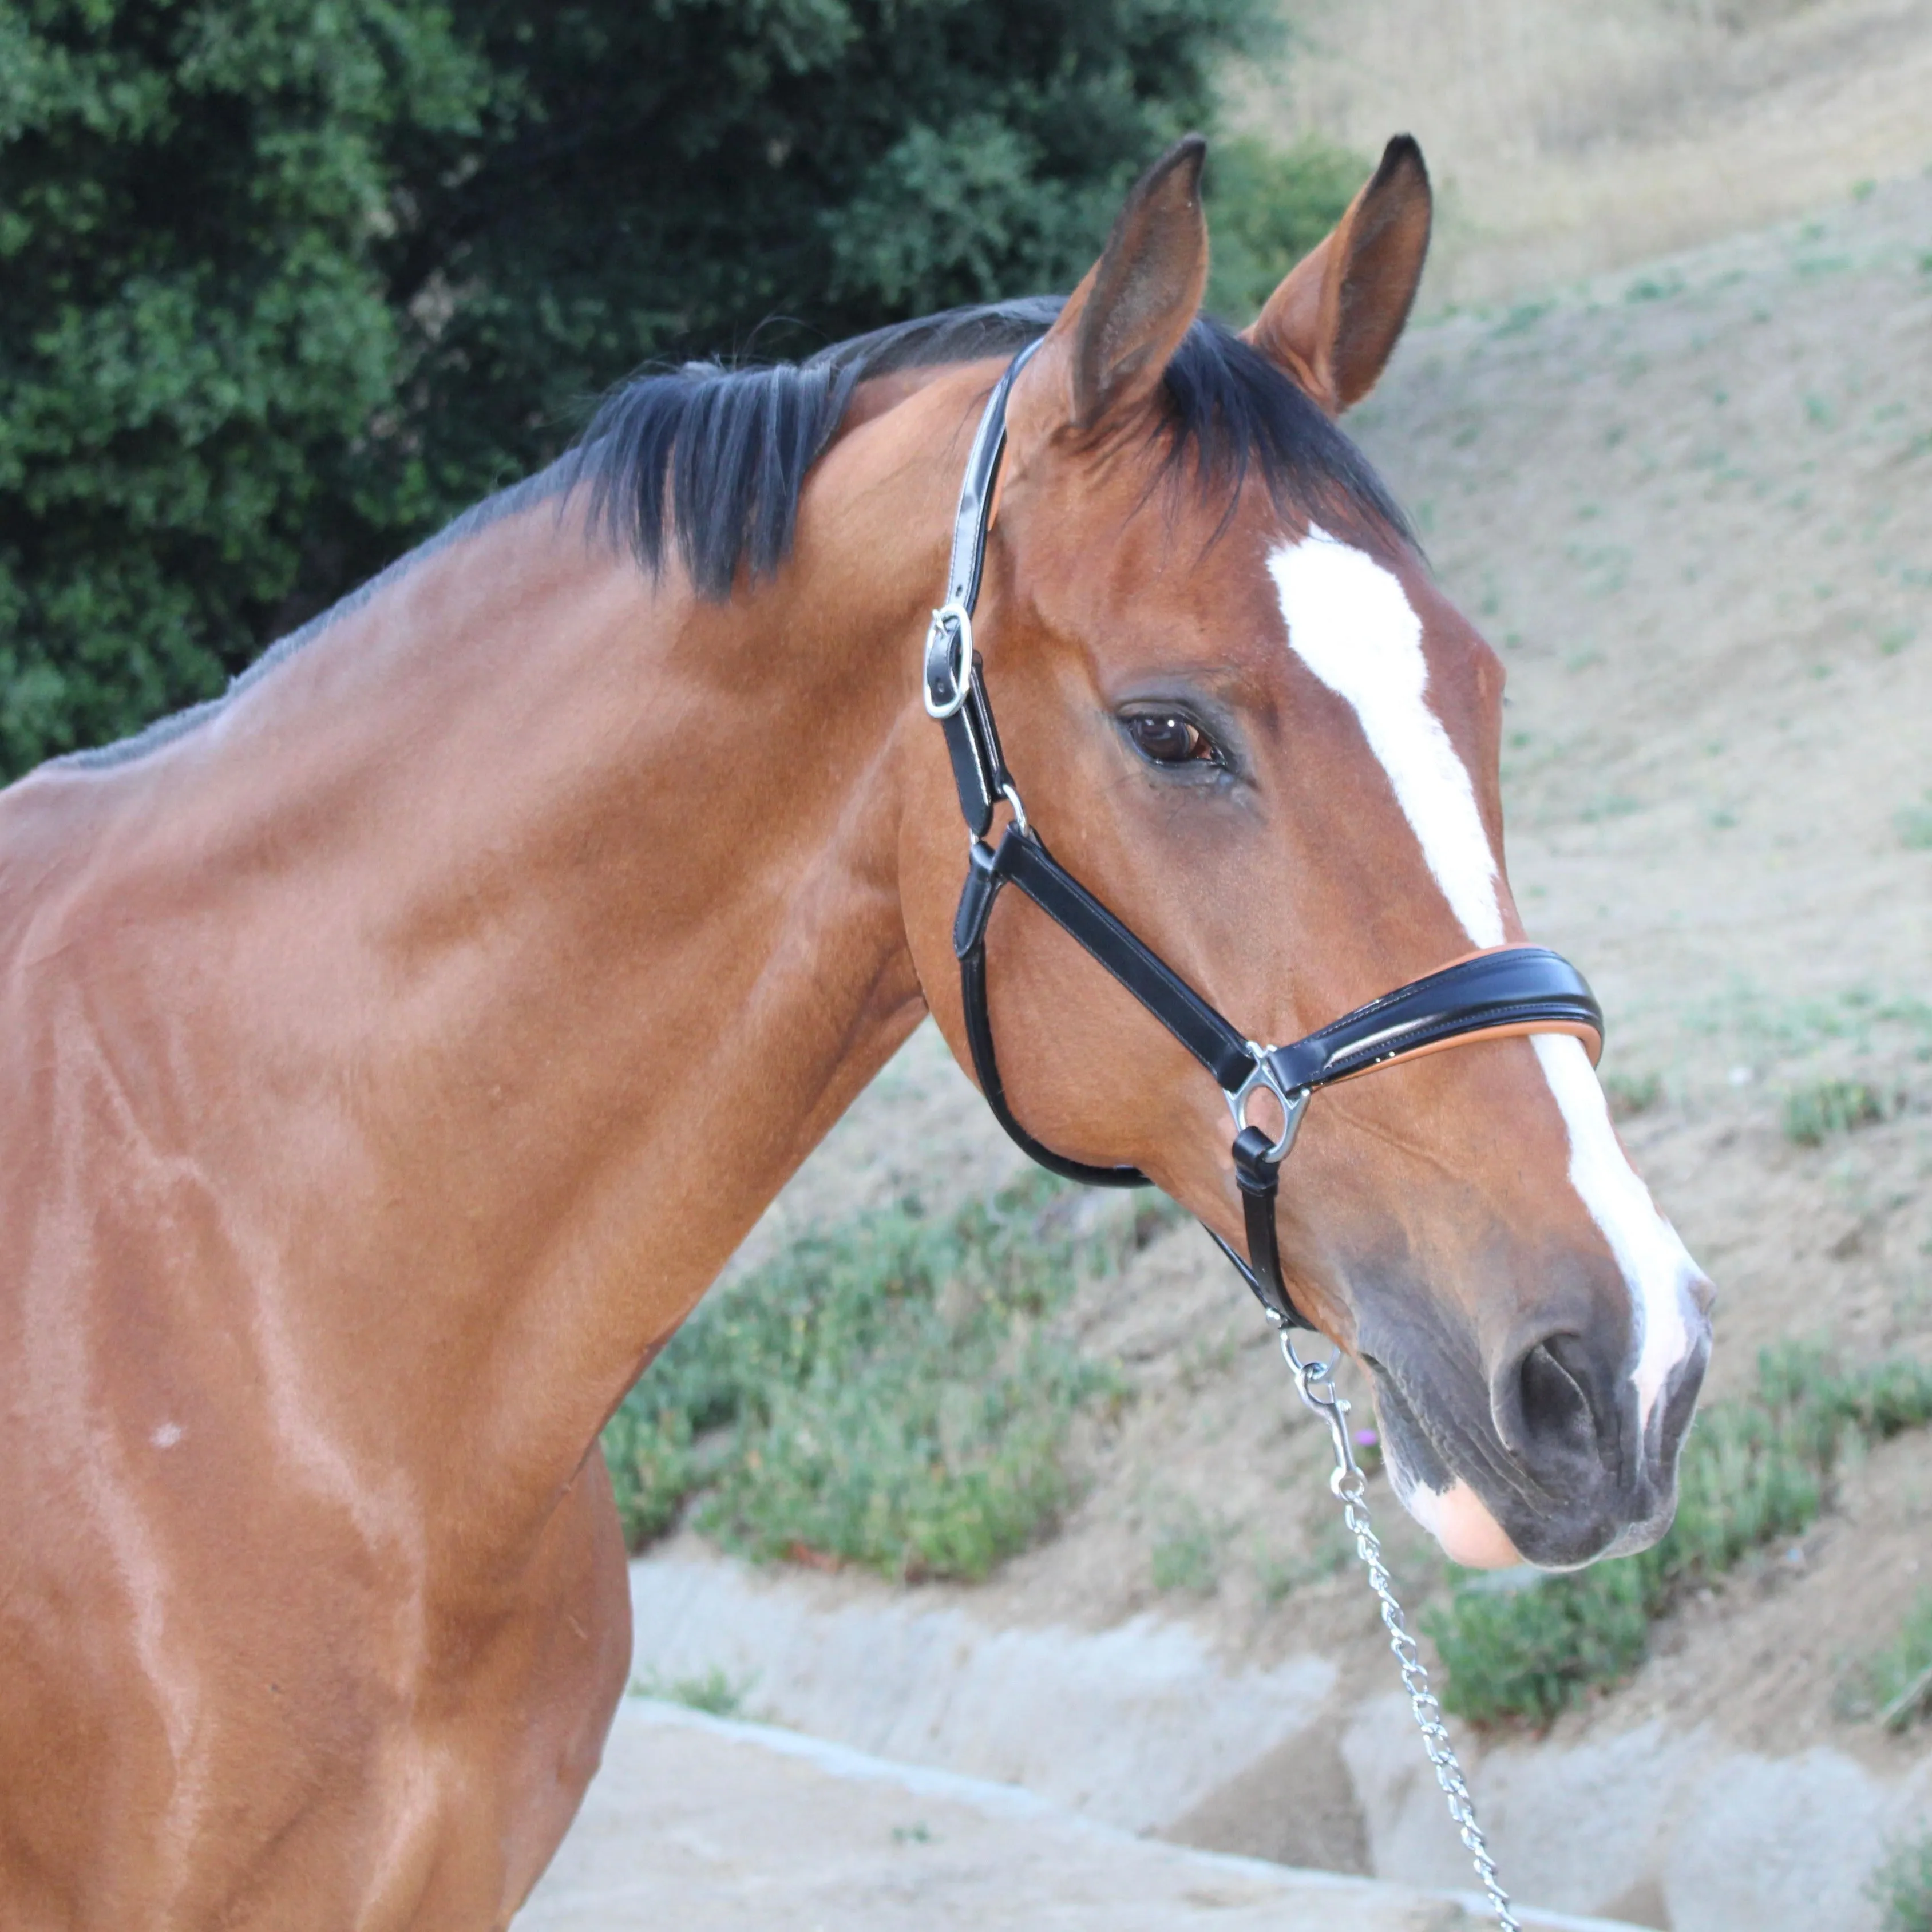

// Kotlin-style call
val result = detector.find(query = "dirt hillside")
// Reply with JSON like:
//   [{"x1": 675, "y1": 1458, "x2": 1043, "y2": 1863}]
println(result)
[{"x1": 1237, "y1": 0, "x2": 1932, "y2": 312}]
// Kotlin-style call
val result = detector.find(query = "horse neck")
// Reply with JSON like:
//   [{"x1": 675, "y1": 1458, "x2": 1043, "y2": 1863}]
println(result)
[{"x1": 57, "y1": 375, "x2": 973, "y2": 1530}]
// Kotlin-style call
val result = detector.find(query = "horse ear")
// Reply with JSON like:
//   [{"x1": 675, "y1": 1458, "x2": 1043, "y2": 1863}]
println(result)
[
  {"x1": 1243, "y1": 135, "x2": 1431, "y2": 416},
  {"x1": 1009, "y1": 136, "x2": 1209, "y2": 447}
]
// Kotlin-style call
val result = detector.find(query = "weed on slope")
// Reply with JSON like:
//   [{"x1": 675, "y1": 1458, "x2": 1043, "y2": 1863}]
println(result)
[{"x1": 603, "y1": 1175, "x2": 1144, "y2": 1582}]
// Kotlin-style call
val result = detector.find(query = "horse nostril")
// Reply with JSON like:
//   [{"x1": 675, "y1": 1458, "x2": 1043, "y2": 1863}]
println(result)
[{"x1": 1506, "y1": 1333, "x2": 1602, "y2": 1466}]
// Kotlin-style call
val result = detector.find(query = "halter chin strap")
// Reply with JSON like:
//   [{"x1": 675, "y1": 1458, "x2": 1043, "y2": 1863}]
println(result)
[{"x1": 924, "y1": 346, "x2": 1604, "y2": 1331}]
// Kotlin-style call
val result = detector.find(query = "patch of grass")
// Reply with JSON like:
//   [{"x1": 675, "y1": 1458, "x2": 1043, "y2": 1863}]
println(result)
[
  {"x1": 1427, "y1": 1346, "x2": 1932, "y2": 1727},
  {"x1": 601, "y1": 1173, "x2": 1128, "y2": 1582},
  {"x1": 1605, "y1": 1071, "x2": 1663, "y2": 1119},
  {"x1": 1429, "y1": 1562, "x2": 1650, "y2": 1727},
  {"x1": 1684, "y1": 978, "x2": 1932, "y2": 1066},
  {"x1": 1897, "y1": 795, "x2": 1932, "y2": 849},
  {"x1": 1490, "y1": 299, "x2": 1553, "y2": 338},
  {"x1": 1578, "y1": 793, "x2": 1641, "y2": 822},
  {"x1": 1151, "y1": 1501, "x2": 1225, "y2": 1595},
  {"x1": 1254, "y1": 1525, "x2": 1352, "y2": 1604},
  {"x1": 1870, "y1": 1828, "x2": 1932, "y2": 1932},
  {"x1": 1840, "y1": 1591, "x2": 1932, "y2": 1730},
  {"x1": 630, "y1": 1664, "x2": 753, "y2": 1717},
  {"x1": 1784, "y1": 1077, "x2": 1887, "y2": 1146}
]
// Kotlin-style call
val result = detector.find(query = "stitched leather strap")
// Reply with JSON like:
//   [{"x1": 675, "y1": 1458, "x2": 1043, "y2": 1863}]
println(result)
[
  {"x1": 954, "y1": 836, "x2": 1153, "y2": 1189},
  {"x1": 956, "y1": 828, "x2": 1256, "y2": 1090},
  {"x1": 1233, "y1": 1127, "x2": 1302, "y2": 1326},
  {"x1": 924, "y1": 347, "x2": 1039, "y2": 836},
  {"x1": 1266, "y1": 947, "x2": 1601, "y2": 1091},
  {"x1": 943, "y1": 345, "x2": 1036, "y2": 616}
]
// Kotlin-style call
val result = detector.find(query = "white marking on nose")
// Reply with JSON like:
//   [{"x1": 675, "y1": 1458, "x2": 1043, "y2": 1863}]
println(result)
[
  {"x1": 1266, "y1": 524, "x2": 1504, "y2": 947},
  {"x1": 152, "y1": 1422, "x2": 183, "y2": 1450},
  {"x1": 1534, "y1": 1035, "x2": 1701, "y2": 1426},
  {"x1": 1398, "y1": 1472, "x2": 1522, "y2": 1569},
  {"x1": 1267, "y1": 524, "x2": 1705, "y2": 1428}
]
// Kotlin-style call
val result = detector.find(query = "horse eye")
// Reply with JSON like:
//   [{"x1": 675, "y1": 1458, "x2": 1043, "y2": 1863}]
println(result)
[{"x1": 1126, "y1": 713, "x2": 1217, "y2": 766}]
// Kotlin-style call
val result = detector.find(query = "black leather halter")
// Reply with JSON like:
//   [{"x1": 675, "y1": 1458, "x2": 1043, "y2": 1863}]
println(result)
[{"x1": 924, "y1": 345, "x2": 1604, "y2": 1331}]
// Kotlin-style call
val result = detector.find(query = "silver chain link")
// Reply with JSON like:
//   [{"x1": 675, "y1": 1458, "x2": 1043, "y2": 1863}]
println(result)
[{"x1": 1270, "y1": 1317, "x2": 1519, "y2": 1932}]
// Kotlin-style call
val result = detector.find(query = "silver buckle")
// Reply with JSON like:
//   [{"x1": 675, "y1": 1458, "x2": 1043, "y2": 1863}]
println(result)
[
  {"x1": 923, "y1": 601, "x2": 973, "y2": 718},
  {"x1": 1227, "y1": 1047, "x2": 1309, "y2": 1164}
]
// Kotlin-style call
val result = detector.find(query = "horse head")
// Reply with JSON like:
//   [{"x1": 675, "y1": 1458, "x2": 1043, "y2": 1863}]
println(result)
[{"x1": 900, "y1": 136, "x2": 1712, "y2": 1571}]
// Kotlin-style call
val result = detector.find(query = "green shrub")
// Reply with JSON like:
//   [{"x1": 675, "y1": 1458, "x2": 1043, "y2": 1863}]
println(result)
[
  {"x1": 602, "y1": 1174, "x2": 1126, "y2": 1583},
  {"x1": 1428, "y1": 1345, "x2": 1932, "y2": 1725},
  {"x1": 3, "y1": 0, "x2": 1281, "y2": 776},
  {"x1": 1427, "y1": 1563, "x2": 1649, "y2": 1729},
  {"x1": 1783, "y1": 1078, "x2": 1887, "y2": 1145},
  {"x1": 1870, "y1": 1828, "x2": 1932, "y2": 1932},
  {"x1": 629, "y1": 1665, "x2": 753, "y2": 1718},
  {"x1": 1253, "y1": 1525, "x2": 1352, "y2": 1603},
  {"x1": 1604, "y1": 1070, "x2": 1663, "y2": 1119},
  {"x1": 1840, "y1": 1591, "x2": 1932, "y2": 1729},
  {"x1": 1151, "y1": 1503, "x2": 1225, "y2": 1594},
  {"x1": 1202, "y1": 134, "x2": 1365, "y2": 322}
]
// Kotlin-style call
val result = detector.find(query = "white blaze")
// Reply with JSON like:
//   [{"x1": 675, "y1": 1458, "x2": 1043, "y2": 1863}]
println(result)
[
  {"x1": 1266, "y1": 525, "x2": 1504, "y2": 946},
  {"x1": 1533, "y1": 1034, "x2": 1698, "y2": 1424},
  {"x1": 1267, "y1": 524, "x2": 1702, "y2": 1446}
]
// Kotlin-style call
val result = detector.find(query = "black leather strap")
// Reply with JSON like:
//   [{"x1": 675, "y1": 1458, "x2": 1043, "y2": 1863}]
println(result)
[
  {"x1": 1267, "y1": 947, "x2": 1601, "y2": 1092},
  {"x1": 933, "y1": 655, "x2": 1008, "y2": 838},
  {"x1": 961, "y1": 828, "x2": 1255, "y2": 1091},
  {"x1": 944, "y1": 345, "x2": 1036, "y2": 616},
  {"x1": 924, "y1": 347, "x2": 1040, "y2": 836},
  {"x1": 953, "y1": 838, "x2": 1151, "y2": 1189},
  {"x1": 1232, "y1": 1127, "x2": 1307, "y2": 1327}
]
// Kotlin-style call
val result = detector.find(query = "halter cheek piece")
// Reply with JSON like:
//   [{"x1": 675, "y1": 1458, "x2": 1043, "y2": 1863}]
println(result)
[{"x1": 925, "y1": 344, "x2": 1604, "y2": 1331}]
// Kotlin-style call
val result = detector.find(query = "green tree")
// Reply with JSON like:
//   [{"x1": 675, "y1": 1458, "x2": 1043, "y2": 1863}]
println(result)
[
  {"x1": 1202, "y1": 132, "x2": 1365, "y2": 319},
  {"x1": 0, "y1": 1, "x2": 490, "y2": 774},
  {"x1": 1, "y1": 0, "x2": 1351, "y2": 779}
]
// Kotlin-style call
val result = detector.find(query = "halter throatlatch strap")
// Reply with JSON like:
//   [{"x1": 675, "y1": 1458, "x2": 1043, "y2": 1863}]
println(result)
[{"x1": 925, "y1": 347, "x2": 1605, "y2": 1333}]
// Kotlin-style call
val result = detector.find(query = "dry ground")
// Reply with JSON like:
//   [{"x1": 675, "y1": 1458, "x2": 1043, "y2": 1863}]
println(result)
[
  {"x1": 697, "y1": 163, "x2": 1932, "y2": 1893},
  {"x1": 1238, "y1": 0, "x2": 1932, "y2": 312},
  {"x1": 523, "y1": 1702, "x2": 1617, "y2": 1932}
]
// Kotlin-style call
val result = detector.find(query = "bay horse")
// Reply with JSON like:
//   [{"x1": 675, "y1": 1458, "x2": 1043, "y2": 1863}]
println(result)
[{"x1": 0, "y1": 136, "x2": 1711, "y2": 1926}]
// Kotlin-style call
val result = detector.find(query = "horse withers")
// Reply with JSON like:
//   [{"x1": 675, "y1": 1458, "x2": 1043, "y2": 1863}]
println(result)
[{"x1": 0, "y1": 136, "x2": 1710, "y2": 1926}]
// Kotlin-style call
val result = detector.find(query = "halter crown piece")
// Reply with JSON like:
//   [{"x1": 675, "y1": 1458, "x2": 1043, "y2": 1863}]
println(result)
[{"x1": 925, "y1": 342, "x2": 1604, "y2": 1331}]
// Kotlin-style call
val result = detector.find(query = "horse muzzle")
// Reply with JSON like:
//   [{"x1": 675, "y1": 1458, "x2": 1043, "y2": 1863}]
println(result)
[{"x1": 1366, "y1": 1280, "x2": 1713, "y2": 1571}]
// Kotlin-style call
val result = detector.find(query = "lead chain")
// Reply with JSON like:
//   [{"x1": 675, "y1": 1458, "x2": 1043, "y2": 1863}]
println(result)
[{"x1": 1270, "y1": 1318, "x2": 1519, "y2": 1932}]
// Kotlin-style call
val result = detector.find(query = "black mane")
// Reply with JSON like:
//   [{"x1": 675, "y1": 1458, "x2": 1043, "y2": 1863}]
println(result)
[
  {"x1": 55, "y1": 298, "x2": 1408, "y2": 773},
  {"x1": 568, "y1": 295, "x2": 1411, "y2": 600}
]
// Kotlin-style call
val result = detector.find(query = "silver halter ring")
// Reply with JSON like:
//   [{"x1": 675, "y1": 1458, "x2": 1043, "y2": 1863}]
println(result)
[{"x1": 1227, "y1": 1048, "x2": 1309, "y2": 1165}]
